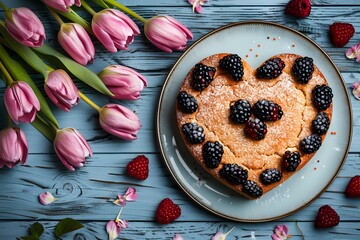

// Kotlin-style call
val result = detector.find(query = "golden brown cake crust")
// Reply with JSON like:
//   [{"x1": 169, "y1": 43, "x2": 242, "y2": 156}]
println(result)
[{"x1": 176, "y1": 53, "x2": 332, "y2": 199}]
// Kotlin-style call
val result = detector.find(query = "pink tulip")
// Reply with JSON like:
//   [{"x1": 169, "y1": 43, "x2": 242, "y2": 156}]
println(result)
[
  {"x1": 4, "y1": 81, "x2": 40, "y2": 124},
  {"x1": 92, "y1": 9, "x2": 140, "y2": 53},
  {"x1": 0, "y1": 127, "x2": 28, "y2": 168},
  {"x1": 99, "y1": 104, "x2": 141, "y2": 140},
  {"x1": 42, "y1": 0, "x2": 81, "y2": 12},
  {"x1": 5, "y1": 7, "x2": 46, "y2": 47},
  {"x1": 54, "y1": 128, "x2": 92, "y2": 171},
  {"x1": 44, "y1": 69, "x2": 80, "y2": 111},
  {"x1": 58, "y1": 23, "x2": 95, "y2": 65},
  {"x1": 144, "y1": 15, "x2": 193, "y2": 52},
  {"x1": 98, "y1": 65, "x2": 147, "y2": 100}
]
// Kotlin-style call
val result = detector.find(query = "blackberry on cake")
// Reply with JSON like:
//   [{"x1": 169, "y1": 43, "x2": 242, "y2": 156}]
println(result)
[
  {"x1": 219, "y1": 164, "x2": 248, "y2": 185},
  {"x1": 242, "y1": 180, "x2": 263, "y2": 198},
  {"x1": 300, "y1": 134, "x2": 322, "y2": 154},
  {"x1": 256, "y1": 57, "x2": 285, "y2": 79},
  {"x1": 282, "y1": 150, "x2": 301, "y2": 172},
  {"x1": 230, "y1": 99, "x2": 251, "y2": 124},
  {"x1": 219, "y1": 54, "x2": 244, "y2": 81},
  {"x1": 182, "y1": 123, "x2": 205, "y2": 144},
  {"x1": 192, "y1": 63, "x2": 216, "y2": 91},
  {"x1": 177, "y1": 91, "x2": 198, "y2": 113},
  {"x1": 244, "y1": 118, "x2": 267, "y2": 140},
  {"x1": 260, "y1": 168, "x2": 282, "y2": 185},
  {"x1": 312, "y1": 112, "x2": 331, "y2": 135},
  {"x1": 252, "y1": 99, "x2": 283, "y2": 121},
  {"x1": 292, "y1": 56, "x2": 314, "y2": 84},
  {"x1": 203, "y1": 141, "x2": 224, "y2": 169},
  {"x1": 312, "y1": 84, "x2": 333, "y2": 111}
]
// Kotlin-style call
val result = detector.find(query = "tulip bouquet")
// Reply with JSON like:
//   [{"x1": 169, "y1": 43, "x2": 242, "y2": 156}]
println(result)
[{"x1": 0, "y1": 0, "x2": 193, "y2": 170}]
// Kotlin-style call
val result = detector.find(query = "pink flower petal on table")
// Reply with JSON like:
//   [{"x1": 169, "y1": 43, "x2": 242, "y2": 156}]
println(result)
[
  {"x1": 272, "y1": 224, "x2": 291, "y2": 240},
  {"x1": 188, "y1": 0, "x2": 208, "y2": 13},
  {"x1": 351, "y1": 81, "x2": 360, "y2": 100},
  {"x1": 113, "y1": 187, "x2": 138, "y2": 206},
  {"x1": 38, "y1": 192, "x2": 57, "y2": 205},
  {"x1": 173, "y1": 233, "x2": 183, "y2": 240},
  {"x1": 106, "y1": 208, "x2": 128, "y2": 240},
  {"x1": 211, "y1": 226, "x2": 235, "y2": 240},
  {"x1": 345, "y1": 43, "x2": 360, "y2": 61}
]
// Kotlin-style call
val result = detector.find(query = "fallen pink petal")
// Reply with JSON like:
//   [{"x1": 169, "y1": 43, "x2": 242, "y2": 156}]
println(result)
[
  {"x1": 38, "y1": 192, "x2": 57, "y2": 205},
  {"x1": 345, "y1": 43, "x2": 360, "y2": 62},
  {"x1": 351, "y1": 81, "x2": 360, "y2": 100},
  {"x1": 272, "y1": 224, "x2": 292, "y2": 240},
  {"x1": 211, "y1": 226, "x2": 235, "y2": 240},
  {"x1": 188, "y1": 0, "x2": 208, "y2": 13},
  {"x1": 173, "y1": 233, "x2": 183, "y2": 240},
  {"x1": 113, "y1": 187, "x2": 138, "y2": 206},
  {"x1": 106, "y1": 208, "x2": 128, "y2": 240}
]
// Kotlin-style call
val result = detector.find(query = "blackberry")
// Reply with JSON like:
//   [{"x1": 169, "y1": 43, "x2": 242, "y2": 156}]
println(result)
[
  {"x1": 219, "y1": 54, "x2": 244, "y2": 81},
  {"x1": 256, "y1": 58, "x2": 285, "y2": 79},
  {"x1": 242, "y1": 180, "x2": 263, "y2": 198},
  {"x1": 312, "y1": 84, "x2": 333, "y2": 111},
  {"x1": 192, "y1": 63, "x2": 216, "y2": 91},
  {"x1": 300, "y1": 134, "x2": 322, "y2": 154},
  {"x1": 182, "y1": 123, "x2": 205, "y2": 144},
  {"x1": 292, "y1": 57, "x2": 314, "y2": 84},
  {"x1": 230, "y1": 99, "x2": 251, "y2": 124},
  {"x1": 312, "y1": 112, "x2": 330, "y2": 135},
  {"x1": 203, "y1": 141, "x2": 224, "y2": 169},
  {"x1": 260, "y1": 168, "x2": 282, "y2": 185},
  {"x1": 282, "y1": 150, "x2": 301, "y2": 172},
  {"x1": 244, "y1": 118, "x2": 267, "y2": 140},
  {"x1": 220, "y1": 164, "x2": 248, "y2": 185},
  {"x1": 252, "y1": 99, "x2": 283, "y2": 121},
  {"x1": 177, "y1": 91, "x2": 198, "y2": 113}
]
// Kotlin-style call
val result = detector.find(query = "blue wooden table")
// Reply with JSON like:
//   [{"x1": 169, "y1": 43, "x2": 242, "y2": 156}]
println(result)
[{"x1": 0, "y1": 0, "x2": 360, "y2": 239}]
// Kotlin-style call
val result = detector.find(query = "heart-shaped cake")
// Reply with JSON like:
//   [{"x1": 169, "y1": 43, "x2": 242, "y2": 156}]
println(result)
[{"x1": 176, "y1": 53, "x2": 333, "y2": 199}]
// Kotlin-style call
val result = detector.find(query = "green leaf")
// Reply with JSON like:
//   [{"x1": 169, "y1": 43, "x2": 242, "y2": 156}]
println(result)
[
  {"x1": 55, "y1": 218, "x2": 84, "y2": 237},
  {"x1": 31, "y1": 116, "x2": 56, "y2": 142},
  {"x1": 19, "y1": 236, "x2": 39, "y2": 240},
  {"x1": 57, "y1": 10, "x2": 92, "y2": 33},
  {"x1": 29, "y1": 222, "x2": 44, "y2": 237},
  {"x1": 0, "y1": 44, "x2": 60, "y2": 129},
  {"x1": 33, "y1": 44, "x2": 113, "y2": 97}
]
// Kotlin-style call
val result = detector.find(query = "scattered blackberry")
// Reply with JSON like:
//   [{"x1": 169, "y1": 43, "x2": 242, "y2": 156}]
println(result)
[
  {"x1": 182, "y1": 123, "x2": 205, "y2": 144},
  {"x1": 220, "y1": 164, "x2": 248, "y2": 185},
  {"x1": 242, "y1": 180, "x2": 263, "y2": 198},
  {"x1": 312, "y1": 112, "x2": 330, "y2": 135},
  {"x1": 256, "y1": 58, "x2": 285, "y2": 79},
  {"x1": 177, "y1": 91, "x2": 198, "y2": 113},
  {"x1": 300, "y1": 134, "x2": 322, "y2": 154},
  {"x1": 282, "y1": 150, "x2": 301, "y2": 172},
  {"x1": 312, "y1": 84, "x2": 333, "y2": 111},
  {"x1": 292, "y1": 57, "x2": 314, "y2": 84},
  {"x1": 252, "y1": 99, "x2": 283, "y2": 121},
  {"x1": 219, "y1": 54, "x2": 244, "y2": 81},
  {"x1": 203, "y1": 141, "x2": 224, "y2": 169},
  {"x1": 230, "y1": 99, "x2": 251, "y2": 124},
  {"x1": 244, "y1": 118, "x2": 267, "y2": 140},
  {"x1": 260, "y1": 168, "x2": 282, "y2": 185},
  {"x1": 192, "y1": 63, "x2": 216, "y2": 91}
]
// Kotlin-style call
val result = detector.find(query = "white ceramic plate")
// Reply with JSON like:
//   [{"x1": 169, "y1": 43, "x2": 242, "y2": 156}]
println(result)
[{"x1": 156, "y1": 21, "x2": 352, "y2": 222}]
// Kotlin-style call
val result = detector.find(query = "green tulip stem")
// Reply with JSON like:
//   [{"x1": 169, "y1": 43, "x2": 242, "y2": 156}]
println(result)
[
  {"x1": 81, "y1": 0, "x2": 97, "y2": 16},
  {"x1": 78, "y1": 91, "x2": 101, "y2": 111},
  {"x1": 48, "y1": 7, "x2": 65, "y2": 25},
  {"x1": 0, "y1": 59, "x2": 14, "y2": 85},
  {"x1": 0, "y1": 1, "x2": 8, "y2": 11},
  {"x1": 103, "y1": 0, "x2": 147, "y2": 23},
  {"x1": 57, "y1": 9, "x2": 92, "y2": 34}
]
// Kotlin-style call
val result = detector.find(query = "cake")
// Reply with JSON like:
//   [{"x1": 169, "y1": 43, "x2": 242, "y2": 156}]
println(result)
[{"x1": 176, "y1": 53, "x2": 333, "y2": 199}]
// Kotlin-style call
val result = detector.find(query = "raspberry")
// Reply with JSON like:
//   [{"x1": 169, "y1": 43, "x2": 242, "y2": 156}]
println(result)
[
  {"x1": 219, "y1": 54, "x2": 244, "y2": 81},
  {"x1": 282, "y1": 150, "x2": 301, "y2": 172},
  {"x1": 260, "y1": 168, "x2": 282, "y2": 185},
  {"x1": 252, "y1": 99, "x2": 283, "y2": 121},
  {"x1": 329, "y1": 22, "x2": 355, "y2": 47},
  {"x1": 182, "y1": 123, "x2": 205, "y2": 144},
  {"x1": 126, "y1": 155, "x2": 149, "y2": 180},
  {"x1": 292, "y1": 57, "x2": 314, "y2": 84},
  {"x1": 230, "y1": 99, "x2": 251, "y2": 124},
  {"x1": 155, "y1": 198, "x2": 181, "y2": 224},
  {"x1": 285, "y1": 0, "x2": 311, "y2": 18},
  {"x1": 244, "y1": 118, "x2": 267, "y2": 140},
  {"x1": 202, "y1": 141, "x2": 224, "y2": 169},
  {"x1": 312, "y1": 84, "x2": 333, "y2": 111},
  {"x1": 242, "y1": 180, "x2": 263, "y2": 198},
  {"x1": 191, "y1": 63, "x2": 216, "y2": 91},
  {"x1": 219, "y1": 163, "x2": 248, "y2": 185},
  {"x1": 312, "y1": 112, "x2": 330, "y2": 135},
  {"x1": 345, "y1": 175, "x2": 360, "y2": 198},
  {"x1": 300, "y1": 134, "x2": 322, "y2": 154},
  {"x1": 256, "y1": 58, "x2": 285, "y2": 79},
  {"x1": 315, "y1": 205, "x2": 340, "y2": 228},
  {"x1": 177, "y1": 91, "x2": 198, "y2": 113}
]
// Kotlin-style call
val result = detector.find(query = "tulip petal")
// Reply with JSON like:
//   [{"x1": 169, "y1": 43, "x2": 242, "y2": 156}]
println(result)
[
  {"x1": 106, "y1": 220, "x2": 121, "y2": 240},
  {"x1": 173, "y1": 233, "x2": 184, "y2": 240},
  {"x1": 38, "y1": 192, "x2": 57, "y2": 205}
]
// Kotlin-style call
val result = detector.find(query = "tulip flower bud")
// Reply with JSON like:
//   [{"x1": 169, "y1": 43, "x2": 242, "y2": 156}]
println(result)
[
  {"x1": 144, "y1": 15, "x2": 193, "y2": 52},
  {"x1": 42, "y1": 0, "x2": 81, "y2": 12},
  {"x1": 92, "y1": 9, "x2": 140, "y2": 53},
  {"x1": 98, "y1": 65, "x2": 147, "y2": 100},
  {"x1": 5, "y1": 7, "x2": 46, "y2": 47},
  {"x1": 58, "y1": 23, "x2": 95, "y2": 65},
  {"x1": 99, "y1": 104, "x2": 141, "y2": 140},
  {"x1": 0, "y1": 127, "x2": 28, "y2": 168},
  {"x1": 54, "y1": 128, "x2": 92, "y2": 171},
  {"x1": 44, "y1": 69, "x2": 80, "y2": 111},
  {"x1": 4, "y1": 81, "x2": 40, "y2": 124}
]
